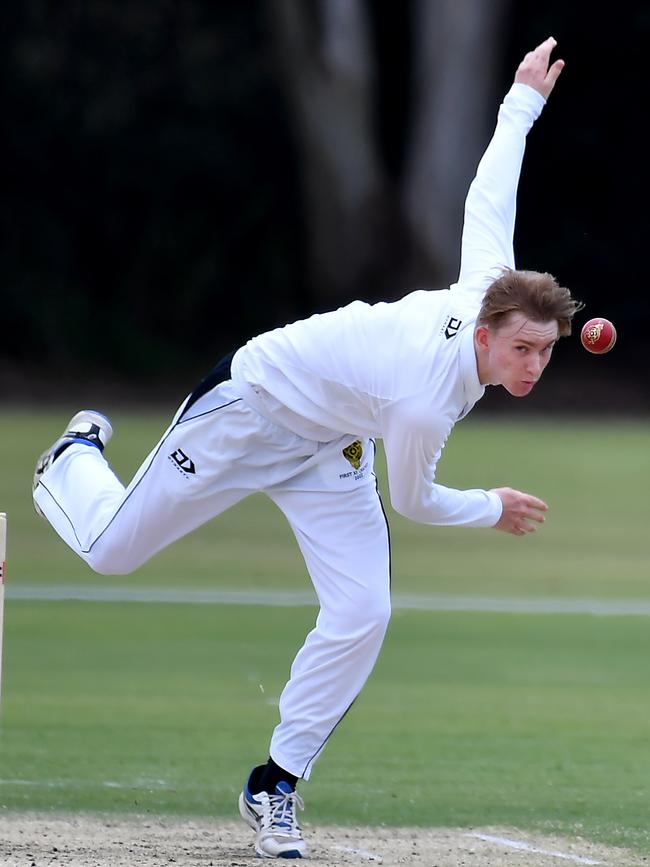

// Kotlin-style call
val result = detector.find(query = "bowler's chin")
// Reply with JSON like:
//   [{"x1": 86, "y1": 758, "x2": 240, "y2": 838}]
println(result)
[{"x1": 505, "y1": 381, "x2": 536, "y2": 397}]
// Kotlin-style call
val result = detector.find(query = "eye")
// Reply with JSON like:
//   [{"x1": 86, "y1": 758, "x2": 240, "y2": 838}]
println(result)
[{"x1": 515, "y1": 345, "x2": 528, "y2": 353}]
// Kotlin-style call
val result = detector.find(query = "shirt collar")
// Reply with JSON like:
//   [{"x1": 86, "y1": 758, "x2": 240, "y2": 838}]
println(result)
[{"x1": 458, "y1": 324, "x2": 485, "y2": 410}]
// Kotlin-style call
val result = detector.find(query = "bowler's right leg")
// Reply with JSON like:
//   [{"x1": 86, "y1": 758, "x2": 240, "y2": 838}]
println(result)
[{"x1": 32, "y1": 395, "x2": 255, "y2": 575}]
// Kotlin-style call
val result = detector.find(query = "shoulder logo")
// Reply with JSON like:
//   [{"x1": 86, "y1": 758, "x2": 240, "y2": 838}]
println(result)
[
  {"x1": 442, "y1": 316, "x2": 462, "y2": 339},
  {"x1": 169, "y1": 447, "x2": 196, "y2": 475},
  {"x1": 342, "y1": 440, "x2": 363, "y2": 470}
]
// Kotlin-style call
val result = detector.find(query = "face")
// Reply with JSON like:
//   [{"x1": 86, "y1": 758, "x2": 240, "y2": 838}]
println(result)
[{"x1": 475, "y1": 312, "x2": 559, "y2": 397}]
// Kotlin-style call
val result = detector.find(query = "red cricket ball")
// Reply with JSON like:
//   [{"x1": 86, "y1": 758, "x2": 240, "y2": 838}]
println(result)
[{"x1": 580, "y1": 317, "x2": 617, "y2": 354}]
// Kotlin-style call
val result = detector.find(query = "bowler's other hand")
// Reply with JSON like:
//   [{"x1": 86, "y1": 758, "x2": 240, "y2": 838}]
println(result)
[
  {"x1": 515, "y1": 36, "x2": 564, "y2": 100},
  {"x1": 491, "y1": 487, "x2": 548, "y2": 536}
]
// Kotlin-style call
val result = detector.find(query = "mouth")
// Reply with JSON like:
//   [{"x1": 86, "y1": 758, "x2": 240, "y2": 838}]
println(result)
[{"x1": 512, "y1": 379, "x2": 537, "y2": 396}]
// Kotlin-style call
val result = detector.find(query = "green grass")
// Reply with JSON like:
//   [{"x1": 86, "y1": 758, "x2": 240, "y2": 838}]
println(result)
[
  {"x1": 1, "y1": 408, "x2": 650, "y2": 854},
  {"x1": 2, "y1": 408, "x2": 649, "y2": 598},
  {"x1": 3, "y1": 602, "x2": 650, "y2": 852}
]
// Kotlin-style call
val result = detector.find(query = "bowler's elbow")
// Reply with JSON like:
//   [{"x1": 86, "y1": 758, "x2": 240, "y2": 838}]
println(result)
[{"x1": 389, "y1": 489, "x2": 430, "y2": 524}]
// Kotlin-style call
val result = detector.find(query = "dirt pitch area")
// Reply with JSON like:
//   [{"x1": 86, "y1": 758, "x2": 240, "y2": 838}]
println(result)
[{"x1": 0, "y1": 814, "x2": 647, "y2": 867}]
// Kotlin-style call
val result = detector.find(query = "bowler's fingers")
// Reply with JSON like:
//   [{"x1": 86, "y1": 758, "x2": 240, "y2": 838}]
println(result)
[
  {"x1": 509, "y1": 494, "x2": 548, "y2": 536},
  {"x1": 521, "y1": 37, "x2": 556, "y2": 70},
  {"x1": 491, "y1": 488, "x2": 549, "y2": 536},
  {"x1": 516, "y1": 36, "x2": 565, "y2": 99},
  {"x1": 523, "y1": 494, "x2": 548, "y2": 517},
  {"x1": 519, "y1": 496, "x2": 549, "y2": 535},
  {"x1": 545, "y1": 58, "x2": 565, "y2": 90},
  {"x1": 535, "y1": 36, "x2": 558, "y2": 53}
]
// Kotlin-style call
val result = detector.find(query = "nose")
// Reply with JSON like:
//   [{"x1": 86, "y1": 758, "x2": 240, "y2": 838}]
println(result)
[{"x1": 526, "y1": 354, "x2": 543, "y2": 378}]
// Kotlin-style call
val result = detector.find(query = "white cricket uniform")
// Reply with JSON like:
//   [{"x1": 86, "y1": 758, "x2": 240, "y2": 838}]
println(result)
[{"x1": 34, "y1": 83, "x2": 546, "y2": 780}]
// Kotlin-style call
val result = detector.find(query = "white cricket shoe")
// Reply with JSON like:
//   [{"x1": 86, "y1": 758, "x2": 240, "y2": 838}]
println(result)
[
  {"x1": 33, "y1": 410, "x2": 113, "y2": 510},
  {"x1": 239, "y1": 772, "x2": 307, "y2": 859}
]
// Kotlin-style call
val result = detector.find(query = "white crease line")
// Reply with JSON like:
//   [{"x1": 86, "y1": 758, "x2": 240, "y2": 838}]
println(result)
[
  {"x1": 0, "y1": 779, "x2": 69, "y2": 787},
  {"x1": 467, "y1": 832, "x2": 601, "y2": 865},
  {"x1": 333, "y1": 845, "x2": 383, "y2": 862},
  {"x1": 8, "y1": 585, "x2": 650, "y2": 616},
  {"x1": 0, "y1": 778, "x2": 170, "y2": 790}
]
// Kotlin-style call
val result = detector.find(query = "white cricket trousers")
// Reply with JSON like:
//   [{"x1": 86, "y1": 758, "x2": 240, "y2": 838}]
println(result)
[{"x1": 34, "y1": 380, "x2": 391, "y2": 780}]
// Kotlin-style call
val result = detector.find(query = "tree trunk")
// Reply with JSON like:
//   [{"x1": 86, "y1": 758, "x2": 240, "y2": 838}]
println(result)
[
  {"x1": 269, "y1": 0, "x2": 511, "y2": 304},
  {"x1": 268, "y1": 0, "x2": 395, "y2": 305},
  {"x1": 403, "y1": 0, "x2": 510, "y2": 287}
]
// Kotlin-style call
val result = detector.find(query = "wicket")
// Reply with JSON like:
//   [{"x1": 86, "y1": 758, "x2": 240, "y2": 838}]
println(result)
[{"x1": 0, "y1": 513, "x2": 6, "y2": 704}]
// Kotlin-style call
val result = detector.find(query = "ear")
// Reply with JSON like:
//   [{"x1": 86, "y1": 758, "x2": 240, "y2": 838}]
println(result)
[{"x1": 474, "y1": 324, "x2": 491, "y2": 352}]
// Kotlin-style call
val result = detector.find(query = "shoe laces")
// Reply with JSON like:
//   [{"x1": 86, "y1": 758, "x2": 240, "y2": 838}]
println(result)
[{"x1": 263, "y1": 786, "x2": 304, "y2": 836}]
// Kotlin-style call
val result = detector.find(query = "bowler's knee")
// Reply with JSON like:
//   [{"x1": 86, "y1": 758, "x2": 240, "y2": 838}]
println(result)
[
  {"x1": 366, "y1": 596, "x2": 392, "y2": 634},
  {"x1": 334, "y1": 593, "x2": 392, "y2": 639},
  {"x1": 83, "y1": 542, "x2": 146, "y2": 576}
]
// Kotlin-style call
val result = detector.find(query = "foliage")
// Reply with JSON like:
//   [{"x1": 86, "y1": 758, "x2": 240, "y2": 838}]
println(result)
[{"x1": 1, "y1": 2, "x2": 647, "y2": 379}]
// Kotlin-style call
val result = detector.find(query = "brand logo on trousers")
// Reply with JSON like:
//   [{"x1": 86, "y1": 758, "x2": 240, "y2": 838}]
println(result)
[{"x1": 169, "y1": 448, "x2": 196, "y2": 475}]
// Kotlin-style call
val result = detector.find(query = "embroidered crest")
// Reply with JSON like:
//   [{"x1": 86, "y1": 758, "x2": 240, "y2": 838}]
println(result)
[{"x1": 342, "y1": 440, "x2": 363, "y2": 470}]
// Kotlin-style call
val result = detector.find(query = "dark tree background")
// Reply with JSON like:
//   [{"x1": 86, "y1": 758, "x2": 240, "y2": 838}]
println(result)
[{"x1": 1, "y1": 1, "x2": 648, "y2": 409}]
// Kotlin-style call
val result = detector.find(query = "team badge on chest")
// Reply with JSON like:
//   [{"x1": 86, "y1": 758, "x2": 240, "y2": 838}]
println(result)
[{"x1": 342, "y1": 440, "x2": 363, "y2": 470}]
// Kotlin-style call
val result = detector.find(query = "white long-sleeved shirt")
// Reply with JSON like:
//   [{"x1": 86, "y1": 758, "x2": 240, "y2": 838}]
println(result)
[{"x1": 231, "y1": 82, "x2": 546, "y2": 528}]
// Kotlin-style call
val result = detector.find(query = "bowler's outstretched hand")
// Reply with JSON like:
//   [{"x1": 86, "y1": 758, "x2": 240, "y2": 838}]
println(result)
[
  {"x1": 515, "y1": 36, "x2": 564, "y2": 100},
  {"x1": 491, "y1": 487, "x2": 548, "y2": 536}
]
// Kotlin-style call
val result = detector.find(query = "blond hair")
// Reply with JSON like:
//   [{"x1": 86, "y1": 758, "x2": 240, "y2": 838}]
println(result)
[{"x1": 477, "y1": 269, "x2": 583, "y2": 337}]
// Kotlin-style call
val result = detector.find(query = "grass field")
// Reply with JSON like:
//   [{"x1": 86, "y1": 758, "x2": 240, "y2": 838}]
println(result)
[{"x1": 1, "y1": 409, "x2": 650, "y2": 854}]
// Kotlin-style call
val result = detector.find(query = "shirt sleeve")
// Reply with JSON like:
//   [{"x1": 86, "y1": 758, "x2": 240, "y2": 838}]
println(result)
[
  {"x1": 450, "y1": 82, "x2": 547, "y2": 302},
  {"x1": 380, "y1": 396, "x2": 503, "y2": 527}
]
